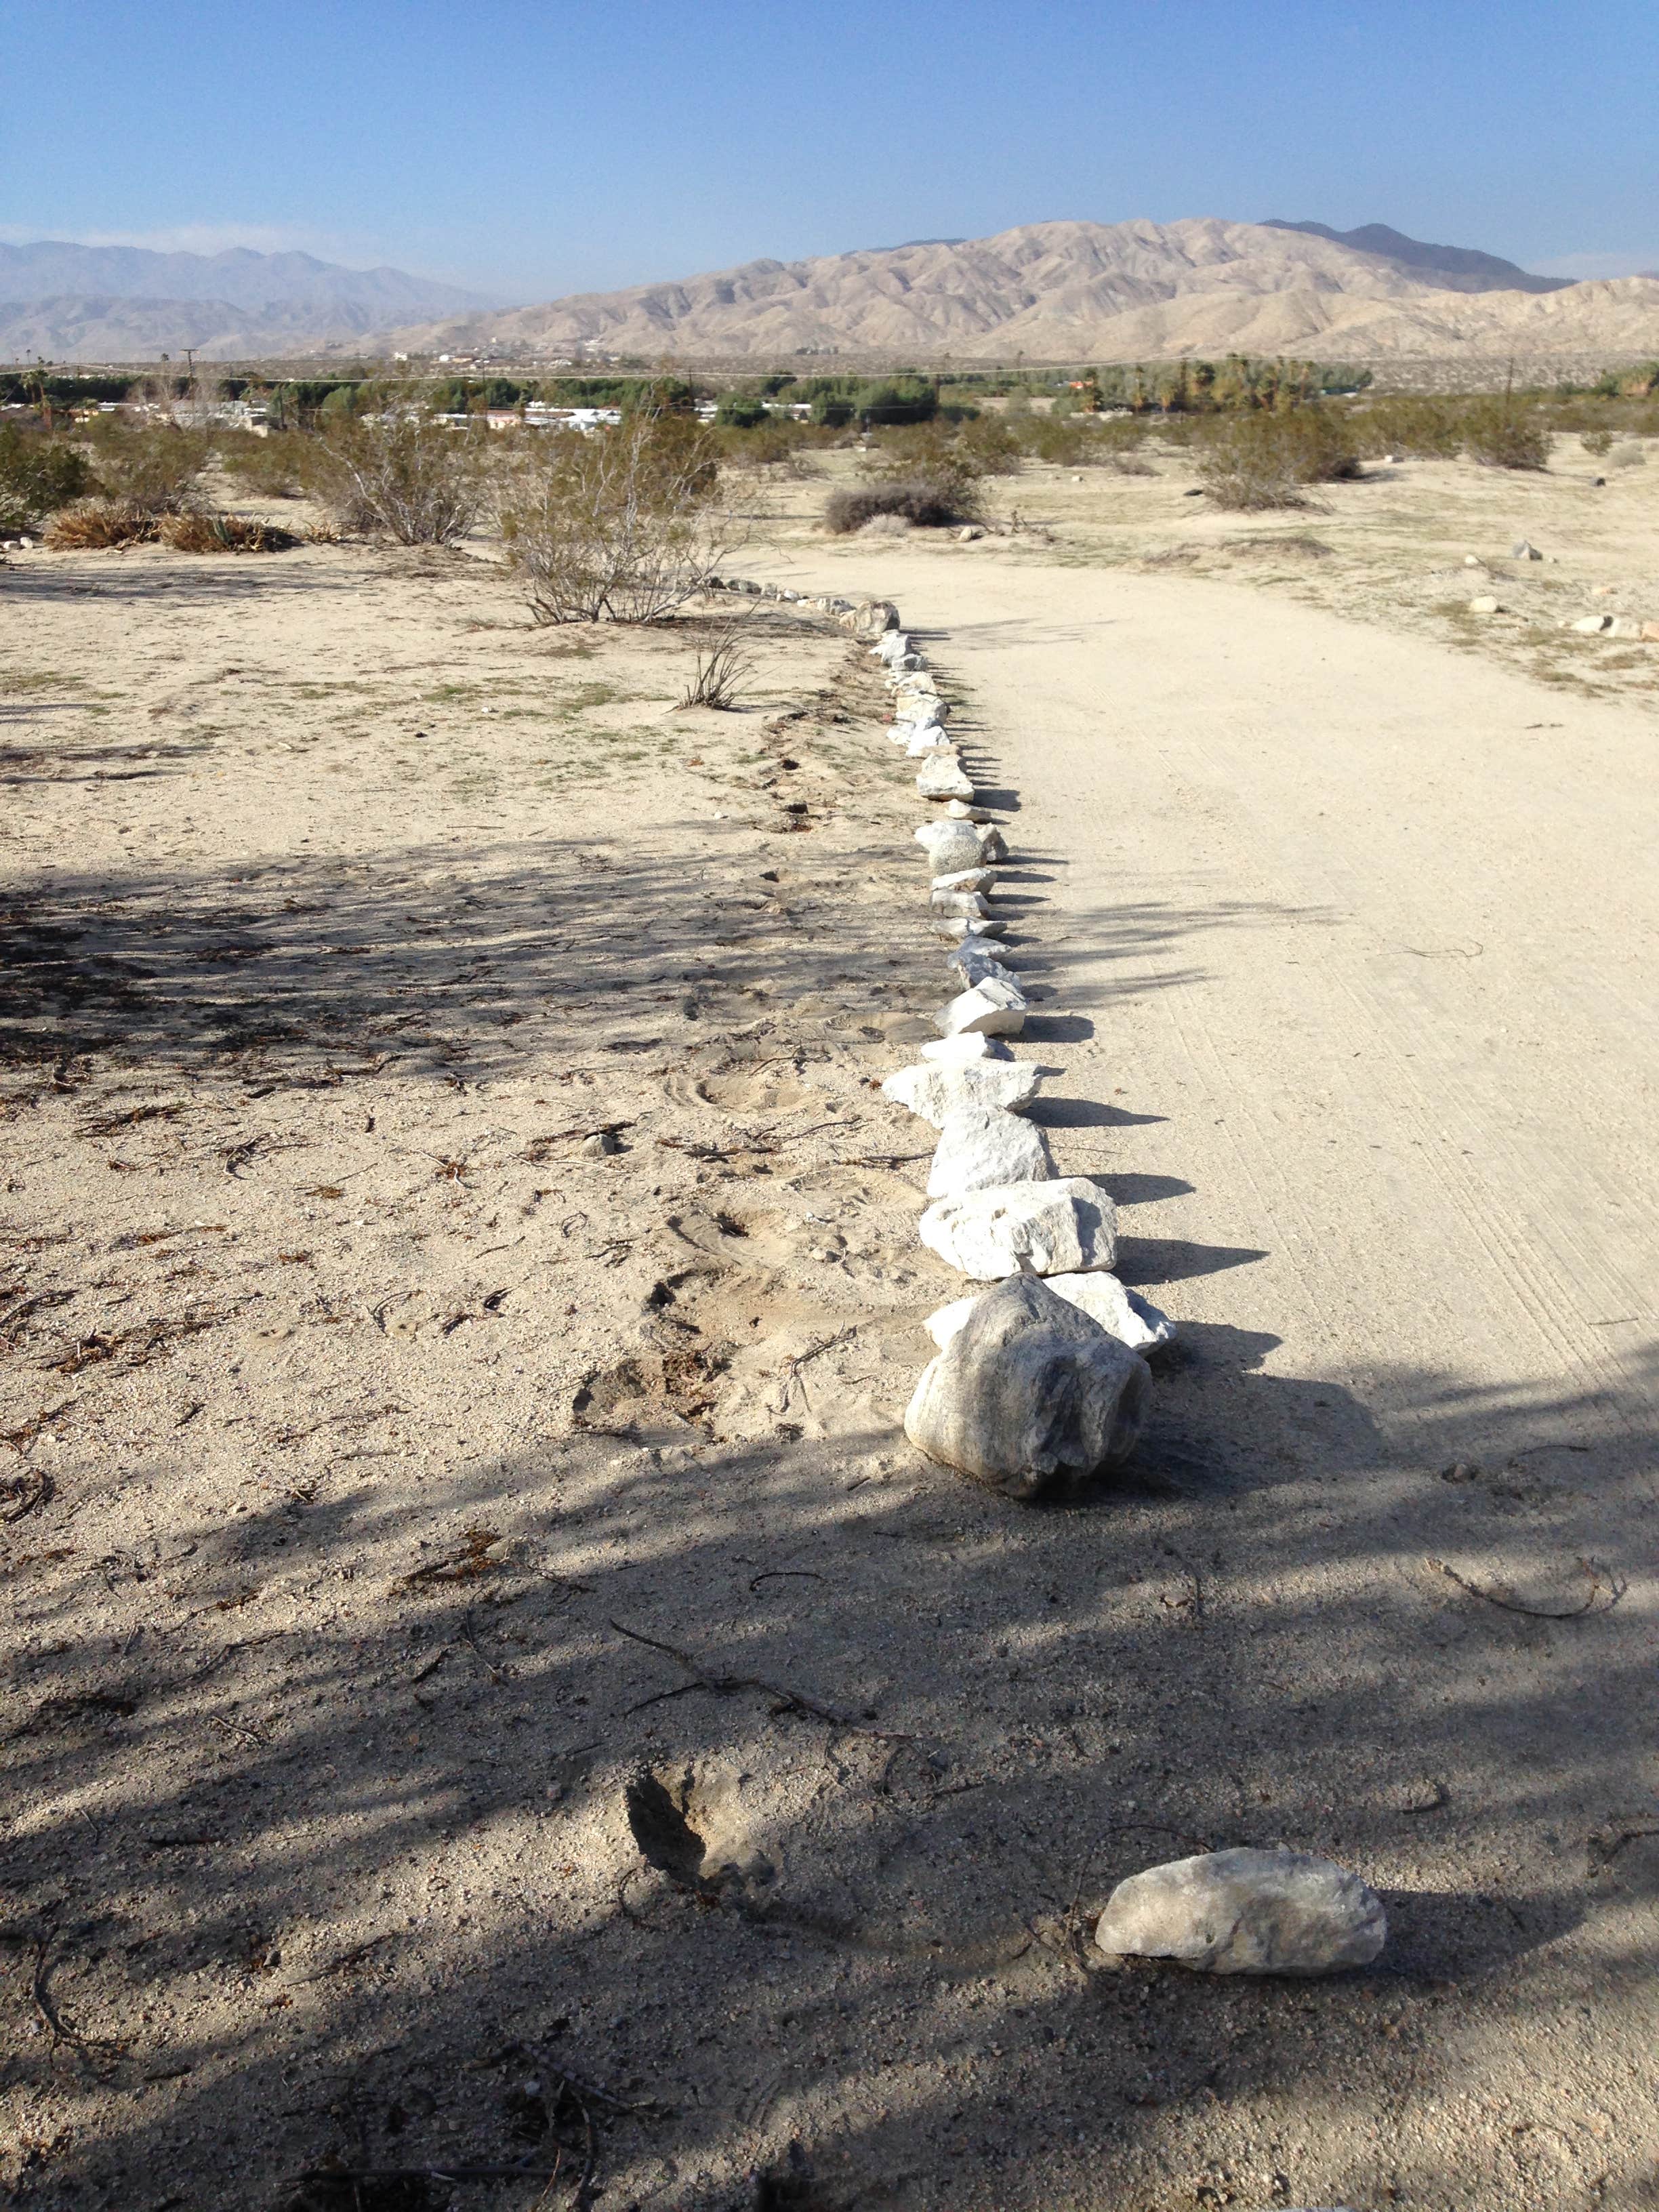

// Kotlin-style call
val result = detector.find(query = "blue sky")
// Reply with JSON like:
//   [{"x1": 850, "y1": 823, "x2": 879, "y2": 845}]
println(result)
[{"x1": 4, "y1": 0, "x2": 1656, "y2": 298}]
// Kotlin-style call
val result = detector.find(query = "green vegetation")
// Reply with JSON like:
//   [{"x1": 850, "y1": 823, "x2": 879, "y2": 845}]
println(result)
[{"x1": 0, "y1": 424, "x2": 96, "y2": 529}]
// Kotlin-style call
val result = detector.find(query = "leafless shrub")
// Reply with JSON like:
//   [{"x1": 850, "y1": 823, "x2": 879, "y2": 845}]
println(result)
[
  {"x1": 43, "y1": 498, "x2": 160, "y2": 550},
  {"x1": 499, "y1": 413, "x2": 735, "y2": 625},
  {"x1": 677, "y1": 620, "x2": 754, "y2": 709},
  {"x1": 158, "y1": 510, "x2": 295, "y2": 553},
  {"x1": 312, "y1": 415, "x2": 485, "y2": 544}
]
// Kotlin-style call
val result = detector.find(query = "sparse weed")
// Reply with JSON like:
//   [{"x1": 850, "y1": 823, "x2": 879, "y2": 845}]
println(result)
[
  {"x1": 677, "y1": 621, "x2": 754, "y2": 709},
  {"x1": 43, "y1": 498, "x2": 161, "y2": 550},
  {"x1": 159, "y1": 510, "x2": 295, "y2": 553}
]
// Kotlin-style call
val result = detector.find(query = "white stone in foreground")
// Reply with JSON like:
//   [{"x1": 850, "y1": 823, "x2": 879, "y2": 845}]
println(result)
[
  {"x1": 1092, "y1": 1849, "x2": 1387, "y2": 1975},
  {"x1": 931, "y1": 867, "x2": 996, "y2": 895},
  {"x1": 977, "y1": 827, "x2": 1008, "y2": 863},
  {"x1": 919, "y1": 1177, "x2": 1117, "y2": 1280},
  {"x1": 905, "y1": 724, "x2": 954, "y2": 756},
  {"x1": 930, "y1": 890, "x2": 990, "y2": 921},
  {"x1": 920, "y1": 1031, "x2": 1012, "y2": 1065},
  {"x1": 904, "y1": 1274, "x2": 1149, "y2": 1499},
  {"x1": 939, "y1": 977, "x2": 1026, "y2": 1036},
  {"x1": 917, "y1": 756, "x2": 975, "y2": 802},
  {"x1": 926, "y1": 1272, "x2": 1173, "y2": 1357},
  {"x1": 926, "y1": 1107, "x2": 1050, "y2": 1199},
  {"x1": 946, "y1": 941, "x2": 1019, "y2": 988},
  {"x1": 944, "y1": 800, "x2": 997, "y2": 823},
  {"x1": 883, "y1": 1059, "x2": 1040, "y2": 1125}
]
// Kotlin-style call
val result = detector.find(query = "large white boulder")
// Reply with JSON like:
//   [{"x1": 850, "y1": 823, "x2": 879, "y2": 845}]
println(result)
[
  {"x1": 918, "y1": 756, "x2": 976, "y2": 802},
  {"x1": 883, "y1": 1059, "x2": 1040, "y2": 1124},
  {"x1": 903, "y1": 1274, "x2": 1150, "y2": 1500},
  {"x1": 926, "y1": 1271, "x2": 1172, "y2": 1357},
  {"x1": 919, "y1": 1177, "x2": 1117, "y2": 1279},
  {"x1": 926, "y1": 1107, "x2": 1050, "y2": 1199},
  {"x1": 939, "y1": 977, "x2": 1026, "y2": 1035},
  {"x1": 1093, "y1": 1849, "x2": 1387, "y2": 1975}
]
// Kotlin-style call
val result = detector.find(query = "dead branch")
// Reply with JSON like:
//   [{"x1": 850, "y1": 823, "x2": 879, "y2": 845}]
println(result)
[
  {"x1": 1427, "y1": 1553, "x2": 1624, "y2": 1619},
  {"x1": 610, "y1": 1616, "x2": 890, "y2": 1734}
]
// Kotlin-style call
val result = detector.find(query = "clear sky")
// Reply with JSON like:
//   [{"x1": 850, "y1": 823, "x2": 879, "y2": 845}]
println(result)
[{"x1": 5, "y1": 0, "x2": 1656, "y2": 300}]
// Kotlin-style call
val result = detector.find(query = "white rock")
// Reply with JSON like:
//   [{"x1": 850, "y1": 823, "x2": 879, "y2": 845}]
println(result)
[
  {"x1": 926, "y1": 1107, "x2": 1050, "y2": 1199},
  {"x1": 933, "y1": 915, "x2": 1009, "y2": 942},
  {"x1": 1608, "y1": 616, "x2": 1644, "y2": 638},
  {"x1": 1468, "y1": 595, "x2": 1500, "y2": 614},
  {"x1": 939, "y1": 977, "x2": 1026, "y2": 1035},
  {"x1": 943, "y1": 800, "x2": 997, "y2": 823},
  {"x1": 926, "y1": 1272, "x2": 1173, "y2": 1357},
  {"x1": 930, "y1": 890, "x2": 990, "y2": 920},
  {"x1": 931, "y1": 867, "x2": 996, "y2": 895},
  {"x1": 905, "y1": 723, "x2": 954, "y2": 756},
  {"x1": 978, "y1": 827, "x2": 1008, "y2": 863},
  {"x1": 914, "y1": 821, "x2": 985, "y2": 874},
  {"x1": 904, "y1": 1274, "x2": 1150, "y2": 1499},
  {"x1": 918, "y1": 756, "x2": 975, "y2": 802},
  {"x1": 946, "y1": 941, "x2": 1019, "y2": 987},
  {"x1": 1571, "y1": 614, "x2": 1613, "y2": 634},
  {"x1": 920, "y1": 1031, "x2": 1012, "y2": 1065},
  {"x1": 1092, "y1": 1848, "x2": 1387, "y2": 1975},
  {"x1": 1513, "y1": 538, "x2": 1542, "y2": 559},
  {"x1": 919, "y1": 1177, "x2": 1117, "y2": 1279},
  {"x1": 883, "y1": 1059, "x2": 1041, "y2": 1125}
]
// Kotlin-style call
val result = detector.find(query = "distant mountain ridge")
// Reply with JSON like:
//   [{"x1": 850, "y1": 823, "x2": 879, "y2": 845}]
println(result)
[
  {"x1": 1260, "y1": 220, "x2": 1570, "y2": 293},
  {"x1": 385, "y1": 216, "x2": 1659, "y2": 365},
  {"x1": 0, "y1": 241, "x2": 495, "y2": 359}
]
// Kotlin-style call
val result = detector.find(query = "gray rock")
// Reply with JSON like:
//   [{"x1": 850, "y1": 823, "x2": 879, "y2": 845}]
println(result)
[
  {"x1": 977, "y1": 827, "x2": 1008, "y2": 863},
  {"x1": 903, "y1": 1274, "x2": 1151, "y2": 1500},
  {"x1": 930, "y1": 890, "x2": 991, "y2": 921},
  {"x1": 926, "y1": 1107, "x2": 1050, "y2": 1198},
  {"x1": 914, "y1": 821, "x2": 986, "y2": 874},
  {"x1": 919, "y1": 1177, "x2": 1118, "y2": 1279},
  {"x1": 1512, "y1": 538, "x2": 1542, "y2": 559},
  {"x1": 932, "y1": 866, "x2": 996, "y2": 895},
  {"x1": 939, "y1": 977, "x2": 1026, "y2": 1035},
  {"x1": 883, "y1": 1058, "x2": 1040, "y2": 1125},
  {"x1": 943, "y1": 800, "x2": 997, "y2": 823},
  {"x1": 1093, "y1": 1847, "x2": 1386, "y2": 1975},
  {"x1": 946, "y1": 941, "x2": 1019, "y2": 990},
  {"x1": 926, "y1": 1271, "x2": 1172, "y2": 1357}
]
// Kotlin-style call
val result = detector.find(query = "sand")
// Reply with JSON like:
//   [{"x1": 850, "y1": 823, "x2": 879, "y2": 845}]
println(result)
[{"x1": 2, "y1": 447, "x2": 1656, "y2": 2212}]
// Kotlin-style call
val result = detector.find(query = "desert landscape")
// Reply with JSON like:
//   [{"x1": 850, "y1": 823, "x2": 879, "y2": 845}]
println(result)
[{"x1": 2, "y1": 335, "x2": 1657, "y2": 2212}]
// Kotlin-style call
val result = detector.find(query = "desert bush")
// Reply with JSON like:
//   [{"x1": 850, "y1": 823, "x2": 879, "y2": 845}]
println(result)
[
  {"x1": 43, "y1": 498, "x2": 161, "y2": 550},
  {"x1": 714, "y1": 390, "x2": 768, "y2": 430},
  {"x1": 1346, "y1": 398, "x2": 1465, "y2": 459},
  {"x1": 81, "y1": 420, "x2": 209, "y2": 514},
  {"x1": 0, "y1": 426, "x2": 96, "y2": 529},
  {"x1": 158, "y1": 510, "x2": 295, "y2": 553},
  {"x1": 1195, "y1": 407, "x2": 1361, "y2": 509},
  {"x1": 499, "y1": 413, "x2": 732, "y2": 624},
  {"x1": 677, "y1": 620, "x2": 753, "y2": 708},
  {"x1": 823, "y1": 474, "x2": 984, "y2": 533},
  {"x1": 1460, "y1": 403, "x2": 1549, "y2": 470},
  {"x1": 1605, "y1": 439, "x2": 1646, "y2": 469},
  {"x1": 311, "y1": 415, "x2": 485, "y2": 543},
  {"x1": 218, "y1": 429, "x2": 316, "y2": 498},
  {"x1": 1580, "y1": 428, "x2": 1614, "y2": 457}
]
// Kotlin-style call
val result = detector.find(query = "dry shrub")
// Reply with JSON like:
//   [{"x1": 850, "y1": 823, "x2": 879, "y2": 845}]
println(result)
[
  {"x1": 823, "y1": 474, "x2": 983, "y2": 534},
  {"x1": 83, "y1": 421, "x2": 209, "y2": 514},
  {"x1": 219, "y1": 429, "x2": 316, "y2": 499},
  {"x1": 159, "y1": 510, "x2": 295, "y2": 553},
  {"x1": 1196, "y1": 408, "x2": 1361, "y2": 510},
  {"x1": 677, "y1": 619, "x2": 754, "y2": 708},
  {"x1": 43, "y1": 498, "x2": 161, "y2": 550},
  {"x1": 0, "y1": 427, "x2": 95, "y2": 531},
  {"x1": 1460, "y1": 403, "x2": 1549, "y2": 471},
  {"x1": 312, "y1": 415, "x2": 484, "y2": 544},
  {"x1": 499, "y1": 414, "x2": 733, "y2": 624}
]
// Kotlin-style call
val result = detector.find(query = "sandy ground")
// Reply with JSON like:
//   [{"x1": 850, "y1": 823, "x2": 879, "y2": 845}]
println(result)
[{"x1": 2, "y1": 448, "x2": 1657, "y2": 2212}]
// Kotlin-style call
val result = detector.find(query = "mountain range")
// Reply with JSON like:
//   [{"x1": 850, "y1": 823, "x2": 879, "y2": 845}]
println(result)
[
  {"x1": 386, "y1": 219, "x2": 1659, "y2": 364},
  {"x1": 0, "y1": 241, "x2": 494, "y2": 361},
  {"x1": 6, "y1": 222, "x2": 1659, "y2": 366}
]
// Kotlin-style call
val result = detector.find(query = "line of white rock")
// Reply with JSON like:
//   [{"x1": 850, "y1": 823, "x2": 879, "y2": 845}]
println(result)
[
  {"x1": 874, "y1": 605, "x2": 1388, "y2": 1982},
  {"x1": 714, "y1": 581, "x2": 1389, "y2": 1979}
]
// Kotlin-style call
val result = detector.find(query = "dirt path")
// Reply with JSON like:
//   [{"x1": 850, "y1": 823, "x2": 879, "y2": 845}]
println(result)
[{"x1": 5, "y1": 528, "x2": 1658, "y2": 2212}]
